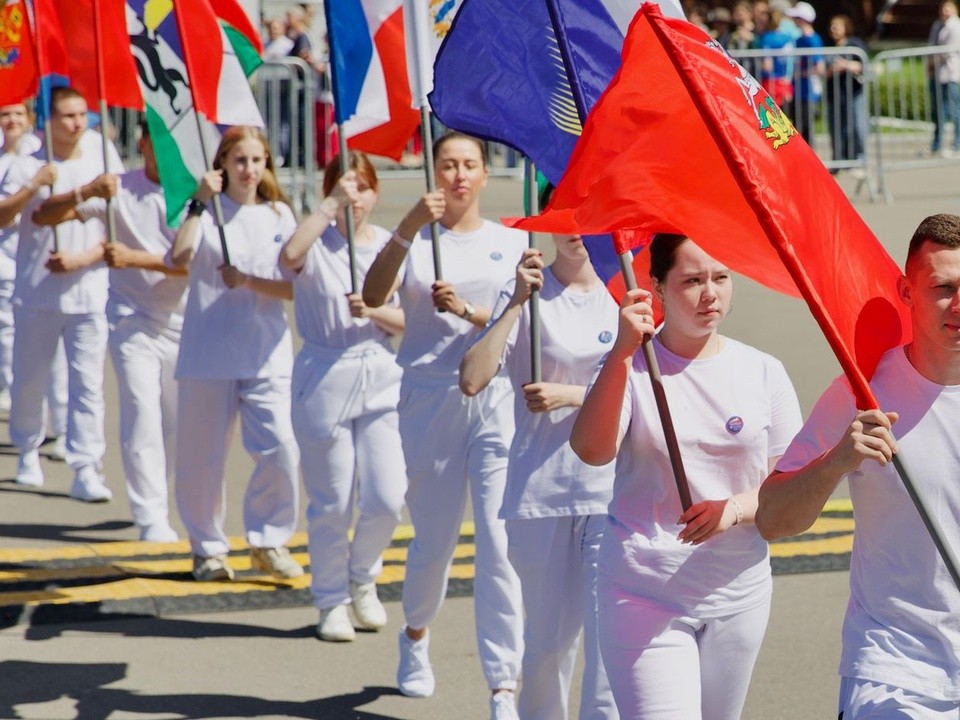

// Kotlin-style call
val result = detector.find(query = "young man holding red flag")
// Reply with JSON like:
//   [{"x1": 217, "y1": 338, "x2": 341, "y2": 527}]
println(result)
[
  {"x1": 758, "y1": 214, "x2": 960, "y2": 719},
  {"x1": 0, "y1": 87, "x2": 120, "y2": 500}
]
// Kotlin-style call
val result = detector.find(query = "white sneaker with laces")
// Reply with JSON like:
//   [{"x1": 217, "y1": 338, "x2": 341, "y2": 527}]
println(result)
[
  {"x1": 192, "y1": 554, "x2": 235, "y2": 582},
  {"x1": 317, "y1": 604, "x2": 356, "y2": 642},
  {"x1": 15, "y1": 450, "x2": 44, "y2": 487},
  {"x1": 249, "y1": 546, "x2": 304, "y2": 579},
  {"x1": 140, "y1": 523, "x2": 179, "y2": 543},
  {"x1": 350, "y1": 580, "x2": 387, "y2": 630},
  {"x1": 490, "y1": 691, "x2": 519, "y2": 720},
  {"x1": 70, "y1": 465, "x2": 112, "y2": 502},
  {"x1": 397, "y1": 627, "x2": 435, "y2": 697},
  {"x1": 47, "y1": 435, "x2": 67, "y2": 462}
]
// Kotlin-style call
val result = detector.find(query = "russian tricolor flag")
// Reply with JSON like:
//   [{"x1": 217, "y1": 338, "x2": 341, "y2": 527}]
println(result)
[{"x1": 326, "y1": 0, "x2": 420, "y2": 161}]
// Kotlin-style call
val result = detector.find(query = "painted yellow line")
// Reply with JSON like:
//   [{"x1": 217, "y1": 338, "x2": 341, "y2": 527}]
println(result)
[{"x1": 771, "y1": 535, "x2": 852, "y2": 557}]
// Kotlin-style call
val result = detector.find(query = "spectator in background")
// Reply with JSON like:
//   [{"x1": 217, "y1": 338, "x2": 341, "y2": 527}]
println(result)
[
  {"x1": 728, "y1": 0, "x2": 757, "y2": 50},
  {"x1": 825, "y1": 14, "x2": 868, "y2": 165},
  {"x1": 789, "y1": 2, "x2": 825, "y2": 146},
  {"x1": 262, "y1": 17, "x2": 293, "y2": 168},
  {"x1": 927, "y1": 0, "x2": 960, "y2": 157},
  {"x1": 708, "y1": 7, "x2": 734, "y2": 48},
  {"x1": 752, "y1": 0, "x2": 771, "y2": 40},
  {"x1": 758, "y1": 5, "x2": 796, "y2": 114},
  {"x1": 688, "y1": 3, "x2": 711, "y2": 34},
  {"x1": 283, "y1": 6, "x2": 318, "y2": 168}
]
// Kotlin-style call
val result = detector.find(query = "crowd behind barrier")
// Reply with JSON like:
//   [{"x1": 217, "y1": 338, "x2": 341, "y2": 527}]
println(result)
[{"x1": 105, "y1": 42, "x2": 960, "y2": 209}]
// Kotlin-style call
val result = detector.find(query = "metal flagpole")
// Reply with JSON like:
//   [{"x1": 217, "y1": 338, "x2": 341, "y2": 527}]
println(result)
[
  {"x1": 91, "y1": 0, "x2": 116, "y2": 245},
  {"x1": 336, "y1": 127, "x2": 359, "y2": 294},
  {"x1": 524, "y1": 159, "x2": 541, "y2": 383}
]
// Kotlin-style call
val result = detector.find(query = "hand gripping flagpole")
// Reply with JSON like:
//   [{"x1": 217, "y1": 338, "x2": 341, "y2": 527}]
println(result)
[
  {"x1": 91, "y1": 0, "x2": 116, "y2": 245},
  {"x1": 524, "y1": 159, "x2": 541, "y2": 383},
  {"x1": 172, "y1": 0, "x2": 231, "y2": 267},
  {"x1": 616, "y1": 244, "x2": 693, "y2": 511}
]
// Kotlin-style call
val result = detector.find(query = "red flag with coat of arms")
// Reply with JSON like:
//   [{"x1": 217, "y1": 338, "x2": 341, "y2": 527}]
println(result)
[{"x1": 508, "y1": 4, "x2": 909, "y2": 410}]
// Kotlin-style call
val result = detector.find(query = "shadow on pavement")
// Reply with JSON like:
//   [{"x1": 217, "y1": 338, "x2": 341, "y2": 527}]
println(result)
[
  {"x1": 0, "y1": 662, "x2": 401, "y2": 720},
  {"x1": 0, "y1": 518, "x2": 134, "y2": 544},
  {"x1": 23, "y1": 615, "x2": 316, "y2": 642}
]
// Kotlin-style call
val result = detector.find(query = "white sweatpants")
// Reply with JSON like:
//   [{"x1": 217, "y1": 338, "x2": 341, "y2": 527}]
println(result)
[
  {"x1": 175, "y1": 376, "x2": 300, "y2": 558},
  {"x1": 47, "y1": 340, "x2": 68, "y2": 437},
  {"x1": 507, "y1": 515, "x2": 618, "y2": 720},
  {"x1": 838, "y1": 677, "x2": 960, "y2": 719},
  {"x1": 291, "y1": 346, "x2": 406, "y2": 610},
  {"x1": 10, "y1": 306, "x2": 106, "y2": 469},
  {"x1": 108, "y1": 310, "x2": 179, "y2": 530},
  {"x1": 598, "y1": 584, "x2": 770, "y2": 720},
  {"x1": 398, "y1": 373, "x2": 523, "y2": 690}
]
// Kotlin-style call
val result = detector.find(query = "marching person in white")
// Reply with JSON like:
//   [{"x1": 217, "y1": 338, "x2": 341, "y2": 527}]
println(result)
[
  {"x1": 279, "y1": 151, "x2": 406, "y2": 642},
  {"x1": 0, "y1": 103, "x2": 68, "y2": 457},
  {"x1": 570, "y1": 234, "x2": 802, "y2": 720},
  {"x1": 758, "y1": 213, "x2": 960, "y2": 719},
  {"x1": 170, "y1": 126, "x2": 302, "y2": 583},
  {"x1": 363, "y1": 131, "x2": 526, "y2": 720},
  {"x1": 0, "y1": 88, "x2": 121, "y2": 500},
  {"x1": 460, "y1": 233, "x2": 621, "y2": 720},
  {"x1": 34, "y1": 121, "x2": 187, "y2": 542}
]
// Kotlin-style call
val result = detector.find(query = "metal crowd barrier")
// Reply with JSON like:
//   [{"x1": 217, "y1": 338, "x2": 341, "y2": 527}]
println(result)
[{"x1": 870, "y1": 43, "x2": 960, "y2": 201}]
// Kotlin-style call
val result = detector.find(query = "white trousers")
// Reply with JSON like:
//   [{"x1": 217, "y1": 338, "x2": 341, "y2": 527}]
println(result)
[
  {"x1": 839, "y1": 678, "x2": 960, "y2": 719},
  {"x1": 10, "y1": 306, "x2": 106, "y2": 469},
  {"x1": 175, "y1": 376, "x2": 300, "y2": 558},
  {"x1": 291, "y1": 347, "x2": 406, "y2": 610},
  {"x1": 108, "y1": 311, "x2": 179, "y2": 529},
  {"x1": 598, "y1": 584, "x2": 770, "y2": 720},
  {"x1": 508, "y1": 515, "x2": 618, "y2": 720},
  {"x1": 398, "y1": 374, "x2": 523, "y2": 690}
]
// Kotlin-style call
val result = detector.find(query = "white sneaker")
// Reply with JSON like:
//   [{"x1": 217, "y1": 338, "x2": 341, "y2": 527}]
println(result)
[
  {"x1": 317, "y1": 604, "x2": 356, "y2": 642},
  {"x1": 490, "y1": 691, "x2": 519, "y2": 720},
  {"x1": 397, "y1": 627, "x2": 435, "y2": 697},
  {"x1": 0, "y1": 387, "x2": 11, "y2": 413},
  {"x1": 192, "y1": 554, "x2": 235, "y2": 582},
  {"x1": 47, "y1": 435, "x2": 67, "y2": 462},
  {"x1": 69, "y1": 465, "x2": 112, "y2": 503},
  {"x1": 15, "y1": 450, "x2": 44, "y2": 487},
  {"x1": 350, "y1": 580, "x2": 387, "y2": 630},
  {"x1": 249, "y1": 546, "x2": 304, "y2": 579},
  {"x1": 140, "y1": 523, "x2": 179, "y2": 543}
]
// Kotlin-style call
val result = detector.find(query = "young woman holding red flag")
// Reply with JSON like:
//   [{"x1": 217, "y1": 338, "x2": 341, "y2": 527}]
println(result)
[
  {"x1": 571, "y1": 234, "x2": 802, "y2": 720},
  {"x1": 280, "y1": 151, "x2": 406, "y2": 642},
  {"x1": 363, "y1": 131, "x2": 526, "y2": 720},
  {"x1": 170, "y1": 126, "x2": 302, "y2": 584}
]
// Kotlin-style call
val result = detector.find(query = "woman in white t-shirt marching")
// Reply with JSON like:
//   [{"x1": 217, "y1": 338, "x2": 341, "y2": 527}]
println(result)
[
  {"x1": 363, "y1": 132, "x2": 526, "y2": 720},
  {"x1": 170, "y1": 126, "x2": 303, "y2": 584},
  {"x1": 571, "y1": 234, "x2": 802, "y2": 720},
  {"x1": 279, "y1": 151, "x2": 406, "y2": 642},
  {"x1": 460, "y1": 233, "x2": 621, "y2": 720}
]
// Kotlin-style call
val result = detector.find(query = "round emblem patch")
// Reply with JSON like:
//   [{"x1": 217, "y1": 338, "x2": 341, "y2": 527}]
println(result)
[
  {"x1": 598, "y1": 330, "x2": 613, "y2": 344},
  {"x1": 490, "y1": 251, "x2": 503, "y2": 261},
  {"x1": 725, "y1": 416, "x2": 744, "y2": 434},
  {"x1": 274, "y1": 234, "x2": 283, "y2": 244}
]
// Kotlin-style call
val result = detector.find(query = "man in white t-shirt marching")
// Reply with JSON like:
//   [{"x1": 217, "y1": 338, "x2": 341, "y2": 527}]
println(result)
[{"x1": 757, "y1": 213, "x2": 960, "y2": 719}]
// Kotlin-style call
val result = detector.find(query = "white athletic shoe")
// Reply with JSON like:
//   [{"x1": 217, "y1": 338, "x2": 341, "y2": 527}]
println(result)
[
  {"x1": 15, "y1": 450, "x2": 44, "y2": 487},
  {"x1": 192, "y1": 554, "x2": 235, "y2": 582},
  {"x1": 490, "y1": 691, "x2": 519, "y2": 720},
  {"x1": 249, "y1": 546, "x2": 304, "y2": 579},
  {"x1": 0, "y1": 388, "x2": 11, "y2": 413},
  {"x1": 397, "y1": 627, "x2": 435, "y2": 698},
  {"x1": 317, "y1": 604, "x2": 356, "y2": 642},
  {"x1": 140, "y1": 523, "x2": 179, "y2": 543},
  {"x1": 69, "y1": 465, "x2": 112, "y2": 503},
  {"x1": 350, "y1": 580, "x2": 387, "y2": 630},
  {"x1": 47, "y1": 435, "x2": 67, "y2": 462}
]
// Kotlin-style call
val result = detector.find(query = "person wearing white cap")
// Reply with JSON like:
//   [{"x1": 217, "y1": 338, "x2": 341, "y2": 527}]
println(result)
[{"x1": 788, "y1": 1, "x2": 826, "y2": 145}]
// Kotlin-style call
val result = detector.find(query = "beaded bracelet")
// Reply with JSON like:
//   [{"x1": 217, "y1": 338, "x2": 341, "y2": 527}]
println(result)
[{"x1": 729, "y1": 497, "x2": 744, "y2": 526}]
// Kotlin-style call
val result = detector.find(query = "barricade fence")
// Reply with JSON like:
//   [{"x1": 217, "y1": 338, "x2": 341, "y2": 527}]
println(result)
[{"x1": 108, "y1": 44, "x2": 960, "y2": 209}]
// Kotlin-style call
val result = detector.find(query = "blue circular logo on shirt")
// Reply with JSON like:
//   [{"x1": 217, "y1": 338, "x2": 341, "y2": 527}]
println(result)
[
  {"x1": 490, "y1": 251, "x2": 503, "y2": 261},
  {"x1": 725, "y1": 416, "x2": 744, "y2": 434},
  {"x1": 598, "y1": 330, "x2": 613, "y2": 344},
  {"x1": 274, "y1": 234, "x2": 283, "y2": 244}
]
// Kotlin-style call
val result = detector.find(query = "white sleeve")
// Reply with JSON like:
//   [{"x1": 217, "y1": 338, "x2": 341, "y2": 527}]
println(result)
[
  {"x1": 775, "y1": 376, "x2": 856, "y2": 473},
  {"x1": 74, "y1": 197, "x2": 106, "y2": 223},
  {"x1": 766, "y1": 359, "x2": 803, "y2": 458}
]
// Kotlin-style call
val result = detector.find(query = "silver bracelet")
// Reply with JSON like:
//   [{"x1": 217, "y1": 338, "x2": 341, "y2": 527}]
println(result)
[{"x1": 729, "y1": 497, "x2": 744, "y2": 526}]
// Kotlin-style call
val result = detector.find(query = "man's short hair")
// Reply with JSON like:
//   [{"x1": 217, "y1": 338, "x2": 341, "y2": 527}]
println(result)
[
  {"x1": 906, "y1": 213, "x2": 960, "y2": 272},
  {"x1": 49, "y1": 86, "x2": 84, "y2": 114}
]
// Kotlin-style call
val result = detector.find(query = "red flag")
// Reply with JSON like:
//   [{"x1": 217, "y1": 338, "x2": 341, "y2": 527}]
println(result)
[
  {"x1": 208, "y1": 0, "x2": 264, "y2": 54},
  {"x1": 51, "y1": 0, "x2": 142, "y2": 111},
  {"x1": 0, "y1": 0, "x2": 40, "y2": 105},
  {"x1": 508, "y1": 5, "x2": 909, "y2": 409}
]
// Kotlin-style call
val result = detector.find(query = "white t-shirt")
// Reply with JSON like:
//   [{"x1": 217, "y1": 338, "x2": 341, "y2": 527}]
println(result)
[
  {"x1": 777, "y1": 347, "x2": 960, "y2": 701},
  {"x1": 606, "y1": 335, "x2": 802, "y2": 616},
  {"x1": 490, "y1": 268, "x2": 619, "y2": 519},
  {"x1": 283, "y1": 223, "x2": 398, "y2": 352},
  {"x1": 934, "y1": 16, "x2": 960, "y2": 84},
  {"x1": 396, "y1": 219, "x2": 527, "y2": 380},
  {"x1": 0, "y1": 134, "x2": 43, "y2": 280},
  {"x1": 176, "y1": 198, "x2": 295, "y2": 380},
  {"x1": 77, "y1": 169, "x2": 187, "y2": 329},
  {"x1": 1, "y1": 133, "x2": 122, "y2": 313}
]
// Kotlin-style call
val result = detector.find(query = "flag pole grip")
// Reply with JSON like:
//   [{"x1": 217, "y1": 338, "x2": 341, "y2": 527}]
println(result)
[
  {"x1": 419, "y1": 107, "x2": 444, "y2": 293},
  {"x1": 618, "y1": 251, "x2": 693, "y2": 511},
  {"x1": 336, "y1": 126, "x2": 359, "y2": 294}
]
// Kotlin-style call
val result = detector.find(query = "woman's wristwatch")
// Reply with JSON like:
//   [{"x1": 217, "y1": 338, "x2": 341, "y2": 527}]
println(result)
[{"x1": 460, "y1": 302, "x2": 476, "y2": 321}]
